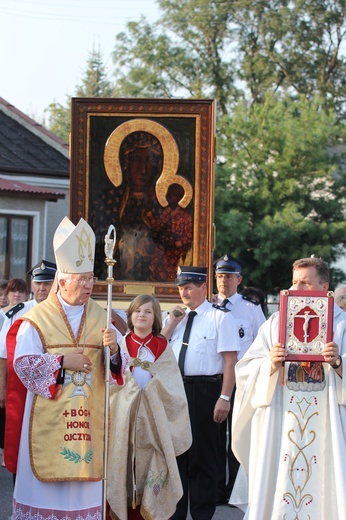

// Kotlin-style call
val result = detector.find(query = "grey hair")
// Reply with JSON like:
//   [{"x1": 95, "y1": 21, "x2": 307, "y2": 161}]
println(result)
[{"x1": 57, "y1": 272, "x2": 72, "y2": 283}]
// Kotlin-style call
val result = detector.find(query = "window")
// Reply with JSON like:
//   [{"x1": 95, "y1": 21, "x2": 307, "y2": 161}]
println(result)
[{"x1": 0, "y1": 215, "x2": 32, "y2": 280}]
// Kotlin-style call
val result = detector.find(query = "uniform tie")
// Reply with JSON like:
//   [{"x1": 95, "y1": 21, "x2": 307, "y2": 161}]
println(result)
[
  {"x1": 178, "y1": 311, "x2": 197, "y2": 376},
  {"x1": 220, "y1": 298, "x2": 229, "y2": 308}
]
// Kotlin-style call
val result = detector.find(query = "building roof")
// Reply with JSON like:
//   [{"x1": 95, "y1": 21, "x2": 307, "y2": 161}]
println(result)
[
  {"x1": 0, "y1": 176, "x2": 65, "y2": 201},
  {"x1": 0, "y1": 97, "x2": 69, "y2": 180}
]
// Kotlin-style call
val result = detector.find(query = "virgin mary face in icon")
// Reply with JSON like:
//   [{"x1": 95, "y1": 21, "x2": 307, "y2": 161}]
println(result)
[
  {"x1": 115, "y1": 132, "x2": 164, "y2": 281},
  {"x1": 119, "y1": 131, "x2": 163, "y2": 195}
]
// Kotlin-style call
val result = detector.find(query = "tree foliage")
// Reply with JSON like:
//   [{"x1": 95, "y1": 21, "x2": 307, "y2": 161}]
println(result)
[
  {"x1": 109, "y1": 0, "x2": 346, "y2": 291},
  {"x1": 112, "y1": 0, "x2": 346, "y2": 117},
  {"x1": 45, "y1": 98, "x2": 71, "y2": 143},
  {"x1": 45, "y1": 0, "x2": 346, "y2": 293},
  {"x1": 75, "y1": 45, "x2": 114, "y2": 98},
  {"x1": 234, "y1": 0, "x2": 346, "y2": 117},
  {"x1": 45, "y1": 45, "x2": 114, "y2": 142},
  {"x1": 111, "y1": 3, "x2": 240, "y2": 115},
  {"x1": 215, "y1": 94, "x2": 346, "y2": 293}
]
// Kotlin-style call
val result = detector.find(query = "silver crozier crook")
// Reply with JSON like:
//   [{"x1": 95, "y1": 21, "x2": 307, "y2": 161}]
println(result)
[{"x1": 102, "y1": 224, "x2": 116, "y2": 520}]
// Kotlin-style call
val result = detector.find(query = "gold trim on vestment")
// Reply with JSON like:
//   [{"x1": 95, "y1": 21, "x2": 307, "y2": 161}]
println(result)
[{"x1": 22, "y1": 294, "x2": 107, "y2": 482}]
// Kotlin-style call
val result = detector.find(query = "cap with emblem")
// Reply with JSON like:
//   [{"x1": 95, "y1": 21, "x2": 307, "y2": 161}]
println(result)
[
  {"x1": 175, "y1": 266, "x2": 207, "y2": 286},
  {"x1": 53, "y1": 217, "x2": 95, "y2": 274},
  {"x1": 215, "y1": 255, "x2": 242, "y2": 275},
  {"x1": 28, "y1": 260, "x2": 57, "y2": 283}
]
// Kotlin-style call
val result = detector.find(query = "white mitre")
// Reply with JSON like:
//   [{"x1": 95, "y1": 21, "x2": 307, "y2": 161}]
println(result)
[{"x1": 53, "y1": 217, "x2": 95, "y2": 274}]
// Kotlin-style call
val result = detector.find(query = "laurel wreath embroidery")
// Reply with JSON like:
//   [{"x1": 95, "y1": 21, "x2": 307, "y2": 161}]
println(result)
[{"x1": 60, "y1": 447, "x2": 93, "y2": 463}]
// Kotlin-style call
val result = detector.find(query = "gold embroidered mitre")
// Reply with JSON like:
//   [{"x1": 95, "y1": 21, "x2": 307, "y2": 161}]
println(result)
[{"x1": 53, "y1": 217, "x2": 95, "y2": 274}]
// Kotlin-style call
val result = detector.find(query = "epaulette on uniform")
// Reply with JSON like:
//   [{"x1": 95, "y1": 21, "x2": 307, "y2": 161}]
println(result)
[
  {"x1": 5, "y1": 302, "x2": 25, "y2": 319},
  {"x1": 212, "y1": 303, "x2": 231, "y2": 312},
  {"x1": 242, "y1": 295, "x2": 260, "y2": 306}
]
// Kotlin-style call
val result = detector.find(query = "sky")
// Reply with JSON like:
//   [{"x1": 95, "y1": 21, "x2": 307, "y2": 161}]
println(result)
[{"x1": 0, "y1": 0, "x2": 160, "y2": 122}]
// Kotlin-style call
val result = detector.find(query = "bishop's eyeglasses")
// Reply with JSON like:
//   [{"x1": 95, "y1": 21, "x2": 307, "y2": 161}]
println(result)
[{"x1": 69, "y1": 276, "x2": 98, "y2": 286}]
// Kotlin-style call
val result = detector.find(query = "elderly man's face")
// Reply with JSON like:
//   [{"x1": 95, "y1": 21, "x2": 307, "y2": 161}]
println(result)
[
  {"x1": 178, "y1": 282, "x2": 206, "y2": 310},
  {"x1": 31, "y1": 281, "x2": 53, "y2": 303},
  {"x1": 292, "y1": 266, "x2": 329, "y2": 292},
  {"x1": 59, "y1": 272, "x2": 95, "y2": 306}
]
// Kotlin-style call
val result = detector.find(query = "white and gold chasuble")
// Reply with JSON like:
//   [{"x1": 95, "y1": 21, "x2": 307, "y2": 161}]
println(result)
[
  {"x1": 22, "y1": 293, "x2": 107, "y2": 482},
  {"x1": 232, "y1": 307, "x2": 346, "y2": 520},
  {"x1": 273, "y1": 364, "x2": 328, "y2": 517}
]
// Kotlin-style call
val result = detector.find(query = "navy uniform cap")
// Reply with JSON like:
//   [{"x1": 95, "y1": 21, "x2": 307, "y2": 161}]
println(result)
[
  {"x1": 28, "y1": 260, "x2": 57, "y2": 282},
  {"x1": 175, "y1": 266, "x2": 207, "y2": 286},
  {"x1": 215, "y1": 255, "x2": 242, "y2": 274}
]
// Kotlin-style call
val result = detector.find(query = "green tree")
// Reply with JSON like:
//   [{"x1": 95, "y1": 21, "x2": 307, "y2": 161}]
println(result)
[
  {"x1": 44, "y1": 1, "x2": 346, "y2": 293},
  {"x1": 45, "y1": 45, "x2": 114, "y2": 141},
  {"x1": 112, "y1": 1, "x2": 346, "y2": 117},
  {"x1": 111, "y1": 2, "x2": 240, "y2": 115},
  {"x1": 215, "y1": 94, "x2": 346, "y2": 293},
  {"x1": 75, "y1": 44, "x2": 114, "y2": 98},
  {"x1": 235, "y1": 0, "x2": 346, "y2": 117},
  {"x1": 110, "y1": 0, "x2": 346, "y2": 291},
  {"x1": 45, "y1": 98, "x2": 71, "y2": 143}
]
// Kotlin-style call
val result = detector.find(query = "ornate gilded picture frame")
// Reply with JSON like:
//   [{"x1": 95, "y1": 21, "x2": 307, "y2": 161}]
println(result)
[
  {"x1": 279, "y1": 290, "x2": 334, "y2": 361},
  {"x1": 70, "y1": 98, "x2": 216, "y2": 303}
]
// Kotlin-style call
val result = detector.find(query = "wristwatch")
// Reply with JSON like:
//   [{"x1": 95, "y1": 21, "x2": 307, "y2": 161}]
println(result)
[
  {"x1": 220, "y1": 394, "x2": 231, "y2": 402},
  {"x1": 331, "y1": 355, "x2": 342, "y2": 370}
]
